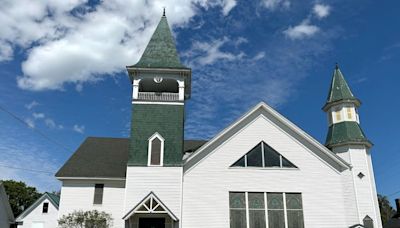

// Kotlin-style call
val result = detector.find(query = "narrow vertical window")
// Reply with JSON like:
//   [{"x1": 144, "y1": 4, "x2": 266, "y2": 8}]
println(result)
[
  {"x1": 286, "y1": 193, "x2": 304, "y2": 228},
  {"x1": 347, "y1": 107, "x2": 353, "y2": 119},
  {"x1": 248, "y1": 193, "x2": 266, "y2": 228},
  {"x1": 335, "y1": 109, "x2": 342, "y2": 121},
  {"x1": 148, "y1": 133, "x2": 164, "y2": 166},
  {"x1": 42, "y1": 202, "x2": 49, "y2": 213},
  {"x1": 267, "y1": 193, "x2": 285, "y2": 228},
  {"x1": 93, "y1": 184, "x2": 104, "y2": 205},
  {"x1": 229, "y1": 192, "x2": 247, "y2": 228}
]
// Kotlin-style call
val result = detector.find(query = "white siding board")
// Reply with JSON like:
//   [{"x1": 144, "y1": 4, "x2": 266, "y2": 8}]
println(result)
[
  {"x1": 59, "y1": 180, "x2": 125, "y2": 228},
  {"x1": 124, "y1": 167, "x2": 182, "y2": 222},
  {"x1": 182, "y1": 116, "x2": 348, "y2": 228}
]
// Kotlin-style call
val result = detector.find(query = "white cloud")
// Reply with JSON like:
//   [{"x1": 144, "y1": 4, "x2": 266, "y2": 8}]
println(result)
[
  {"x1": 73, "y1": 124, "x2": 85, "y2": 134},
  {"x1": 262, "y1": 0, "x2": 290, "y2": 10},
  {"x1": 25, "y1": 100, "x2": 39, "y2": 110},
  {"x1": 44, "y1": 118, "x2": 56, "y2": 129},
  {"x1": 284, "y1": 20, "x2": 320, "y2": 40},
  {"x1": 222, "y1": 0, "x2": 237, "y2": 16},
  {"x1": 313, "y1": 4, "x2": 330, "y2": 18},
  {"x1": 25, "y1": 118, "x2": 35, "y2": 128},
  {"x1": 185, "y1": 37, "x2": 245, "y2": 66},
  {"x1": 0, "y1": 0, "x2": 237, "y2": 91},
  {"x1": 32, "y1": 112, "x2": 45, "y2": 119}
]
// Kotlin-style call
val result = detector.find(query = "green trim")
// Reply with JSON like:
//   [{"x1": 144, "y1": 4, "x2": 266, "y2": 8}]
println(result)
[
  {"x1": 323, "y1": 66, "x2": 360, "y2": 111},
  {"x1": 130, "y1": 16, "x2": 187, "y2": 69},
  {"x1": 325, "y1": 121, "x2": 372, "y2": 149},
  {"x1": 129, "y1": 104, "x2": 184, "y2": 166}
]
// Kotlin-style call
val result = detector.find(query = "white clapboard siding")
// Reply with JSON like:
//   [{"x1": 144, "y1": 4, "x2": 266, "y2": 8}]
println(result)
[
  {"x1": 58, "y1": 179, "x2": 126, "y2": 228},
  {"x1": 17, "y1": 199, "x2": 58, "y2": 228},
  {"x1": 124, "y1": 167, "x2": 182, "y2": 221},
  {"x1": 182, "y1": 116, "x2": 349, "y2": 228}
]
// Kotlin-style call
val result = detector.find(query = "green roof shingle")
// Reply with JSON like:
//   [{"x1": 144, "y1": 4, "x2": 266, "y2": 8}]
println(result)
[
  {"x1": 325, "y1": 121, "x2": 372, "y2": 149},
  {"x1": 323, "y1": 65, "x2": 360, "y2": 111},
  {"x1": 130, "y1": 16, "x2": 187, "y2": 69}
]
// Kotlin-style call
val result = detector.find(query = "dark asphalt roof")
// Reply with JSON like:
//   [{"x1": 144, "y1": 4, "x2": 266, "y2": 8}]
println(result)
[{"x1": 56, "y1": 137, "x2": 207, "y2": 178}]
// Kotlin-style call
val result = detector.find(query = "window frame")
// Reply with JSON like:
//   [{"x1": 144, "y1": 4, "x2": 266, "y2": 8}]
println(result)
[
  {"x1": 229, "y1": 192, "x2": 304, "y2": 228},
  {"x1": 42, "y1": 202, "x2": 49, "y2": 213},
  {"x1": 147, "y1": 132, "x2": 165, "y2": 166},
  {"x1": 93, "y1": 184, "x2": 104, "y2": 205},
  {"x1": 230, "y1": 142, "x2": 298, "y2": 170}
]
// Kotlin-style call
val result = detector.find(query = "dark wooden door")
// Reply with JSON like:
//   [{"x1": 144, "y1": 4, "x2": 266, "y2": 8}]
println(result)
[{"x1": 139, "y1": 218, "x2": 165, "y2": 228}]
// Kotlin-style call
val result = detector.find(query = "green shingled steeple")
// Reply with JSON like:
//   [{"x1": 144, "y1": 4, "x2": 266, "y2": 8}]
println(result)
[
  {"x1": 323, "y1": 65, "x2": 372, "y2": 149},
  {"x1": 323, "y1": 64, "x2": 361, "y2": 111},
  {"x1": 131, "y1": 14, "x2": 187, "y2": 69}
]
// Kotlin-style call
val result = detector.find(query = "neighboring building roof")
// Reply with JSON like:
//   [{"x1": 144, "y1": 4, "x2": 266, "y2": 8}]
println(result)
[
  {"x1": 16, "y1": 192, "x2": 59, "y2": 222},
  {"x1": 129, "y1": 15, "x2": 187, "y2": 69},
  {"x1": 0, "y1": 181, "x2": 14, "y2": 222},
  {"x1": 184, "y1": 102, "x2": 351, "y2": 174},
  {"x1": 323, "y1": 65, "x2": 361, "y2": 111},
  {"x1": 325, "y1": 121, "x2": 372, "y2": 149},
  {"x1": 56, "y1": 137, "x2": 207, "y2": 178}
]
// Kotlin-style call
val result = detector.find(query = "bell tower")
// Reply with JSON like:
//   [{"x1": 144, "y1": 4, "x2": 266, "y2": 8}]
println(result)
[
  {"x1": 126, "y1": 13, "x2": 191, "y2": 167},
  {"x1": 123, "y1": 12, "x2": 190, "y2": 227},
  {"x1": 323, "y1": 64, "x2": 382, "y2": 228}
]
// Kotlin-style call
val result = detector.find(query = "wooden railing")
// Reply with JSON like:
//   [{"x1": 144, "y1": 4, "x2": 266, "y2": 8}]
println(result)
[{"x1": 137, "y1": 92, "x2": 179, "y2": 101}]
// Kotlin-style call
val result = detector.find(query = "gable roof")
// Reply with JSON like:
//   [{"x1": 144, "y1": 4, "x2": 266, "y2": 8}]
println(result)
[
  {"x1": 0, "y1": 181, "x2": 14, "y2": 222},
  {"x1": 184, "y1": 102, "x2": 351, "y2": 173},
  {"x1": 129, "y1": 15, "x2": 187, "y2": 69},
  {"x1": 122, "y1": 191, "x2": 178, "y2": 221},
  {"x1": 323, "y1": 65, "x2": 361, "y2": 111},
  {"x1": 16, "y1": 192, "x2": 59, "y2": 222},
  {"x1": 56, "y1": 137, "x2": 207, "y2": 179}
]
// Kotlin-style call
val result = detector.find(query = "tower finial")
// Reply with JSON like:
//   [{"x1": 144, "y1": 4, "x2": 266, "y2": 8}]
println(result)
[
  {"x1": 163, "y1": 7, "x2": 166, "y2": 17},
  {"x1": 335, "y1": 62, "x2": 339, "y2": 69}
]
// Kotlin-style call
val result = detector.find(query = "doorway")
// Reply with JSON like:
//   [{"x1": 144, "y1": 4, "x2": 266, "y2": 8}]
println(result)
[{"x1": 139, "y1": 218, "x2": 165, "y2": 228}]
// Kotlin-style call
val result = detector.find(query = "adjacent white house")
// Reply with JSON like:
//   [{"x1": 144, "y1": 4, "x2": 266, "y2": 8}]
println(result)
[
  {"x1": 16, "y1": 193, "x2": 59, "y2": 228},
  {"x1": 0, "y1": 181, "x2": 14, "y2": 228},
  {"x1": 55, "y1": 12, "x2": 382, "y2": 228}
]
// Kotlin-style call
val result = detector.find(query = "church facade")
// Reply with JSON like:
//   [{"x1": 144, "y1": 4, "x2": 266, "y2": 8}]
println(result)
[{"x1": 56, "y1": 13, "x2": 382, "y2": 228}]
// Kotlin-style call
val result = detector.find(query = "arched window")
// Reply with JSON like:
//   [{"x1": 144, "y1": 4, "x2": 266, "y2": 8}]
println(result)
[{"x1": 148, "y1": 133, "x2": 164, "y2": 166}]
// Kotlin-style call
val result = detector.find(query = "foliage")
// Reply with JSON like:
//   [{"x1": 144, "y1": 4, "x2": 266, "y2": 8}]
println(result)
[
  {"x1": 2, "y1": 180, "x2": 41, "y2": 217},
  {"x1": 58, "y1": 210, "x2": 113, "y2": 228},
  {"x1": 378, "y1": 194, "x2": 396, "y2": 225}
]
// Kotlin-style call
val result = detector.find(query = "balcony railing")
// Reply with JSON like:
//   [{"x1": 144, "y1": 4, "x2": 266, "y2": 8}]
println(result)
[{"x1": 137, "y1": 92, "x2": 179, "y2": 101}]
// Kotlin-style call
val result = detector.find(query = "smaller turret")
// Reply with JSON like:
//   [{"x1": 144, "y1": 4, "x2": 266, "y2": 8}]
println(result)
[{"x1": 323, "y1": 64, "x2": 372, "y2": 149}]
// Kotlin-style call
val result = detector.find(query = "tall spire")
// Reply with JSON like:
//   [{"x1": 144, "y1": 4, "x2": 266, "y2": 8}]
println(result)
[
  {"x1": 130, "y1": 13, "x2": 187, "y2": 69},
  {"x1": 323, "y1": 64, "x2": 360, "y2": 111}
]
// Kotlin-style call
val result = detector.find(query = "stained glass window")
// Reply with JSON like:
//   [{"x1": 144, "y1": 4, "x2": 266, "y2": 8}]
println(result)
[
  {"x1": 230, "y1": 192, "x2": 247, "y2": 228},
  {"x1": 264, "y1": 143, "x2": 281, "y2": 167},
  {"x1": 286, "y1": 193, "x2": 304, "y2": 228},
  {"x1": 229, "y1": 192, "x2": 304, "y2": 228}
]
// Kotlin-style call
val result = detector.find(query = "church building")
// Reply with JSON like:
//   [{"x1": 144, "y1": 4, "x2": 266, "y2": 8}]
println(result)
[{"x1": 56, "y1": 12, "x2": 382, "y2": 228}]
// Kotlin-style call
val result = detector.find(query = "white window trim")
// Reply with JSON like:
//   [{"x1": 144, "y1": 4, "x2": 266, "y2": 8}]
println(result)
[{"x1": 148, "y1": 132, "x2": 165, "y2": 166}]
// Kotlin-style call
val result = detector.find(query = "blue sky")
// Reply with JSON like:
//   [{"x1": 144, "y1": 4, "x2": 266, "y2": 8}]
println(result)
[{"x1": 0, "y1": 0, "x2": 399, "y2": 204}]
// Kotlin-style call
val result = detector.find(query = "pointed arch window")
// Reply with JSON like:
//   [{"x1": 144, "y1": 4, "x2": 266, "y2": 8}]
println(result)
[
  {"x1": 148, "y1": 133, "x2": 164, "y2": 166},
  {"x1": 231, "y1": 142, "x2": 297, "y2": 168}
]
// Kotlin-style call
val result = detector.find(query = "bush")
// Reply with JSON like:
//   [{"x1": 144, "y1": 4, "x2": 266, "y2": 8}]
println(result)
[{"x1": 58, "y1": 210, "x2": 113, "y2": 228}]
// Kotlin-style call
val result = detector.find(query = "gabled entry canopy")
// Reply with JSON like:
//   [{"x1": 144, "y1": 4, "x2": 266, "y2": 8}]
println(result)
[{"x1": 122, "y1": 192, "x2": 178, "y2": 221}]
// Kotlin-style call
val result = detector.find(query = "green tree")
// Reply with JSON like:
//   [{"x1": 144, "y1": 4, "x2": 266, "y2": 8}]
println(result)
[
  {"x1": 58, "y1": 210, "x2": 113, "y2": 228},
  {"x1": 378, "y1": 194, "x2": 396, "y2": 225},
  {"x1": 2, "y1": 180, "x2": 41, "y2": 217}
]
